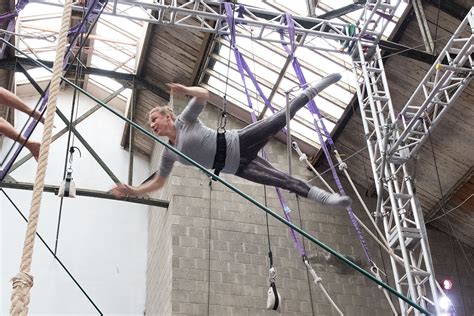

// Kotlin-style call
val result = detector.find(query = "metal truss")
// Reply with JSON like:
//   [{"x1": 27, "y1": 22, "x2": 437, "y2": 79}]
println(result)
[
  {"x1": 389, "y1": 9, "x2": 474, "y2": 161},
  {"x1": 352, "y1": 7, "x2": 473, "y2": 315},
  {"x1": 29, "y1": 0, "x2": 396, "y2": 53}
]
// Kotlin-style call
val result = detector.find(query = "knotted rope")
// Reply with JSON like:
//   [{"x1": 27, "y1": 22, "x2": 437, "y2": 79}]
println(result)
[{"x1": 10, "y1": 1, "x2": 73, "y2": 315}]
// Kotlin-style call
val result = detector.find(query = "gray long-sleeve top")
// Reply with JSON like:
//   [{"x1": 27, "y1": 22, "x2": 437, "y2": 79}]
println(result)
[{"x1": 157, "y1": 97, "x2": 240, "y2": 178}]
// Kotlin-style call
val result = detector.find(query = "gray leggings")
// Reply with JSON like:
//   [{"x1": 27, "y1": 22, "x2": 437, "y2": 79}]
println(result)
[{"x1": 235, "y1": 92, "x2": 311, "y2": 197}]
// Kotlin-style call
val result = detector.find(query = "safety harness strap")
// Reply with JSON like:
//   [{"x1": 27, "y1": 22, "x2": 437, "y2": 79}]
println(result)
[{"x1": 212, "y1": 132, "x2": 227, "y2": 177}]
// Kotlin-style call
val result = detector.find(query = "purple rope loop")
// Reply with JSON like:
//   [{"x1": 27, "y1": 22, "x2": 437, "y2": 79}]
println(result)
[
  {"x1": 280, "y1": 14, "x2": 374, "y2": 265},
  {"x1": 224, "y1": 4, "x2": 306, "y2": 258},
  {"x1": 0, "y1": 0, "x2": 109, "y2": 180}
]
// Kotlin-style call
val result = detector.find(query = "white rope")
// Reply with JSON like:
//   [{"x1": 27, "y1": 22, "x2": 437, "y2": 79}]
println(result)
[
  {"x1": 0, "y1": 29, "x2": 57, "y2": 42},
  {"x1": 370, "y1": 265, "x2": 398, "y2": 315},
  {"x1": 304, "y1": 259, "x2": 344, "y2": 316},
  {"x1": 334, "y1": 150, "x2": 388, "y2": 245},
  {"x1": 10, "y1": 1, "x2": 73, "y2": 315}
]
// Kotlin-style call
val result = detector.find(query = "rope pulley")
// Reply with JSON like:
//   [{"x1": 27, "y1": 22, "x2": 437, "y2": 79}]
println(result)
[
  {"x1": 58, "y1": 146, "x2": 81, "y2": 198},
  {"x1": 266, "y1": 251, "x2": 282, "y2": 312}
]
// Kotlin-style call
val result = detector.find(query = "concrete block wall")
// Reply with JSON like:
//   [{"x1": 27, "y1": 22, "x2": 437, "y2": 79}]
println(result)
[
  {"x1": 146, "y1": 143, "x2": 173, "y2": 315},
  {"x1": 145, "y1": 99, "x2": 396, "y2": 315}
]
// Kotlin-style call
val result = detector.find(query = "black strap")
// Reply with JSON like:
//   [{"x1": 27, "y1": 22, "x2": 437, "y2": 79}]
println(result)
[
  {"x1": 212, "y1": 132, "x2": 227, "y2": 178},
  {"x1": 64, "y1": 171, "x2": 73, "y2": 197},
  {"x1": 270, "y1": 282, "x2": 280, "y2": 311}
]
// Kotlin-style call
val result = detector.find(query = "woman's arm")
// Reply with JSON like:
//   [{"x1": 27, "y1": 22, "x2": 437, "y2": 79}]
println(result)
[
  {"x1": 166, "y1": 83, "x2": 209, "y2": 103},
  {"x1": 111, "y1": 175, "x2": 167, "y2": 197}
]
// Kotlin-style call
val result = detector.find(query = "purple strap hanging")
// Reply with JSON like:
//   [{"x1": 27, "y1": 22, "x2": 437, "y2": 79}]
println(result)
[
  {"x1": 0, "y1": 0, "x2": 109, "y2": 180},
  {"x1": 280, "y1": 13, "x2": 374, "y2": 265},
  {"x1": 0, "y1": 0, "x2": 29, "y2": 57},
  {"x1": 224, "y1": 3, "x2": 306, "y2": 258}
]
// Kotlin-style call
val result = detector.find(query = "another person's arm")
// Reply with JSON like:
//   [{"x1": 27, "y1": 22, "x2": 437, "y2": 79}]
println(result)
[{"x1": 0, "y1": 88, "x2": 44, "y2": 123}]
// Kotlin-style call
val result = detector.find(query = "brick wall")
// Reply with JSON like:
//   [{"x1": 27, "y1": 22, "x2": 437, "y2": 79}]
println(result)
[
  {"x1": 145, "y1": 100, "x2": 397, "y2": 315},
  {"x1": 146, "y1": 143, "x2": 173, "y2": 315},
  {"x1": 145, "y1": 99, "x2": 473, "y2": 315}
]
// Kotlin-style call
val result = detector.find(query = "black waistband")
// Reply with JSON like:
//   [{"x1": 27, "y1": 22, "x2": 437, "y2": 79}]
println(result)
[{"x1": 212, "y1": 132, "x2": 227, "y2": 177}]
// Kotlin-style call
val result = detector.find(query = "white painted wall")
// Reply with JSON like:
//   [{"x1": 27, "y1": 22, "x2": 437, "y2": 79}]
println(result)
[{"x1": 1, "y1": 87, "x2": 150, "y2": 315}]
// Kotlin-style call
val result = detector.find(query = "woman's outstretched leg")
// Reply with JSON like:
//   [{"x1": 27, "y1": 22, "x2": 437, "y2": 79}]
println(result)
[
  {"x1": 238, "y1": 73, "x2": 341, "y2": 165},
  {"x1": 236, "y1": 156, "x2": 351, "y2": 208}
]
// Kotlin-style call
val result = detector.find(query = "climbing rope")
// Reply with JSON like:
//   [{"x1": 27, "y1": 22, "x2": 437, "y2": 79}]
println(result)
[{"x1": 9, "y1": 1, "x2": 73, "y2": 315}]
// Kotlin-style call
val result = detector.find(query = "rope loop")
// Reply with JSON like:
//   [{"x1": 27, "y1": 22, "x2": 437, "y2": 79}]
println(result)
[{"x1": 11, "y1": 272, "x2": 34, "y2": 289}]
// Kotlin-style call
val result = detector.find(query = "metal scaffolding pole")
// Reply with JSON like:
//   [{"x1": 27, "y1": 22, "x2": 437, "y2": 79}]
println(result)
[
  {"x1": 352, "y1": 6, "x2": 474, "y2": 315},
  {"x1": 412, "y1": 0, "x2": 435, "y2": 53}
]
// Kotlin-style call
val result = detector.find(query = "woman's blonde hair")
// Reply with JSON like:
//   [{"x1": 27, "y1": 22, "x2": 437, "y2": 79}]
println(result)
[{"x1": 147, "y1": 105, "x2": 176, "y2": 121}]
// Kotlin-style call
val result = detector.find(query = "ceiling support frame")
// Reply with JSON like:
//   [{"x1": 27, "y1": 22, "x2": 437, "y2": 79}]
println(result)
[
  {"x1": 412, "y1": 0, "x2": 435, "y2": 53},
  {"x1": 352, "y1": 7, "x2": 473, "y2": 314}
]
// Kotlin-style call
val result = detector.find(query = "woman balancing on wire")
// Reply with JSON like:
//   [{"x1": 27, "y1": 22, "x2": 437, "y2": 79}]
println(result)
[
  {"x1": 0, "y1": 87, "x2": 43, "y2": 160},
  {"x1": 112, "y1": 73, "x2": 352, "y2": 209}
]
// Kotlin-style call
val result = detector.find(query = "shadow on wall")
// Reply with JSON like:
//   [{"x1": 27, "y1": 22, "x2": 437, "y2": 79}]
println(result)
[{"x1": 308, "y1": 249, "x2": 364, "y2": 275}]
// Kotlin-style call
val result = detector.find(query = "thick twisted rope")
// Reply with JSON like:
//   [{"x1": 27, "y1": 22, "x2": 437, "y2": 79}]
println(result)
[{"x1": 10, "y1": 1, "x2": 73, "y2": 315}]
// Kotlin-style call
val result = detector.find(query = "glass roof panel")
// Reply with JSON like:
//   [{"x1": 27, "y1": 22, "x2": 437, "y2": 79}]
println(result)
[
  {"x1": 16, "y1": 1, "x2": 147, "y2": 101},
  {"x1": 12, "y1": 0, "x2": 409, "y2": 151},
  {"x1": 203, "y1": 0, "x2": 409, "y2": 149}
]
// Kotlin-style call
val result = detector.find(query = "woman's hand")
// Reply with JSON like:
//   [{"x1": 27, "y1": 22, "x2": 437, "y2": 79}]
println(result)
[
  {"x1": 166, "y1": 83, "x2": 209, "y2": 102},
  {"x1": 110, "y1": 183, "x2": 136, "y2": 198},
  {"x1": 166, "y1": 83, "x2": 188, "y2": 97},
  {"x1": 110, "y1": 175, "x2": 166, "y2": 198}
]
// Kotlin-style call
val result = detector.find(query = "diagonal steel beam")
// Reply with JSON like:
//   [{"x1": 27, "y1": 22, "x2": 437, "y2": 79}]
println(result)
[
  {"x1": 55, "y1": 107, "x2": 121, "y2": 184},
  {"x1": 9, "y1": 86, "x2": 128, "y2": 172}
]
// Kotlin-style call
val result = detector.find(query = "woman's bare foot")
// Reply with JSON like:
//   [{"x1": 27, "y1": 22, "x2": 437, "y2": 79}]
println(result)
[{"x1": 26, "y1": 140, "x2": 41, "y2": 161}]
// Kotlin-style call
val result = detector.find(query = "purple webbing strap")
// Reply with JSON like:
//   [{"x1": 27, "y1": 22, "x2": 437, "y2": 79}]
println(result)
[
  {"x1": 279, "y1": 14, "x2": 333, "y2": 147},
  {"x1": 281, "y1": 13, "x2": 374, "y2": 264},
  {"x1": 224, "y1": 3, "x2": 306, "y2": 258},
  {"x1": 0, "y1": 0, "x2": 29, "y2": 57},
  {"x1": 0, "y1": 0, "x2": 108, "y2": 180}
]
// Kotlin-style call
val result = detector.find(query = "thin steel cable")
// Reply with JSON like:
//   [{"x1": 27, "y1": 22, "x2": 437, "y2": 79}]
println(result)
[
  {"x1": 427, "y1": 129, "x2": 473, "y2": 273},
  {"x1": 55, "y1": 5, "x2": 88, "y2": 255},
  {"x1": 207, "y1": 181, "x2": 212, "y2": 315},
  {"x1": 294, "y1": 195, "x2": 316, "y2": 316},
  {"x1": 426, "y1": 194, "x2": 474, "y2": 223},
  {"x1": 1, "y1": 189, "x2": 103, "y2": 315}
]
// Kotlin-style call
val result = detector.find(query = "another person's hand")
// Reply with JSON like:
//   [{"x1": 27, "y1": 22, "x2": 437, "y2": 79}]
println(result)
[{"x1": 110, "y1": 183, "x2": 136, "y2": 198}]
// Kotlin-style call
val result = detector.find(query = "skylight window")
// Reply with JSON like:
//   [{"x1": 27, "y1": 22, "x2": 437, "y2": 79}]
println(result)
[
  {"x1": 203, "y1": 0, "x2": 409, "y2": 149},
  {"x1": 15, "y1": 1, "x2": 148, "y2": 101}
]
